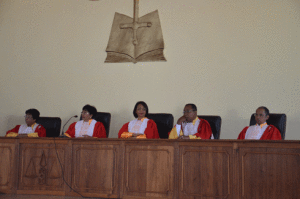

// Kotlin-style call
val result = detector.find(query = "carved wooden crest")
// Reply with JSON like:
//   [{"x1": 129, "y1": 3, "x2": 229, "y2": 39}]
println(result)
[
  {"x1": 24, "y1": 151, "x2": 61, "y2": 185},
  {"x1": 105, "y1": 0, "x2": 166, "y2": 63}
]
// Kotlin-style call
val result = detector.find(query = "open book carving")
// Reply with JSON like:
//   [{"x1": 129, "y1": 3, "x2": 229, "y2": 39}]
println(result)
[{"x1": 105, "y1": 0, "x2": 166, "y2": 63}]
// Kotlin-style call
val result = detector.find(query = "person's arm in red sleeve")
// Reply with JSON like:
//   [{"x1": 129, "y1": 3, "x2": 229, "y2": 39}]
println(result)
[
  {"x1": 144, "y1": 119, "x2": 159, "y2": 139},
  {"x1": 270, "y1": 127, "x2": 282, "y2": 140},
  {"x1": 93, "y1": 122, "x2": 107, "y2": 138},
  {"x1": 260, "y1": 125, "x2": 282, "y2": 140},
  {"x1": 194, "y1": 119, "x2": 212, "y2": 139},
  {"x1": 64, "y1": 122, "x2": 76, "y2": 138},
  {"x1": 237, "y1": 127, "x2": 249, "y2": 139},
  {"x1": 36, "y1": 125, "x2": 46, "y2": 137},
  {"x1": 118, "y1": 122, "x2": 129, "y2": 138},
  {"x1": 6, "y1": 125, "x2": 21, "y2": 137}
]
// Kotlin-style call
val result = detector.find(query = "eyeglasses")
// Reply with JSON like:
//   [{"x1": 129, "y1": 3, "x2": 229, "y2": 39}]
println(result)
[
  {"x1": 137, "y1": 108, "x2": 146, "y2": 111},
  {"x1": 81, "y1": 111, "x2": 90, "y2": 115},
  {"x1": 254, "y1": 113, "x2": 266, "y2": 117},
  {"x1": 183, "y1": 110, "x2": 195, "y2": 114},
  {"x1": 24, "y1": 115, "x2": 33, "y2": 119}
]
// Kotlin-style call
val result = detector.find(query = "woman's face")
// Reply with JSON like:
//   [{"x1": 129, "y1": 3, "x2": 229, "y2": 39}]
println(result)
[
  {"x1": 136, "y1": 104, "x2": 146, "y2": 119},
  {"x1": 81, "y1": 109, "x2": 92, "y2": 122},
  {"x1": 25, "y1": 114, "x2": 36, "y2": 126}
]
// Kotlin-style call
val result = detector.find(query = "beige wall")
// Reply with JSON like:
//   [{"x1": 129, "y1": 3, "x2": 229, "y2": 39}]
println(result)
[{"x1": 0, "y1": 0, "x2": 299, "y2": 139}]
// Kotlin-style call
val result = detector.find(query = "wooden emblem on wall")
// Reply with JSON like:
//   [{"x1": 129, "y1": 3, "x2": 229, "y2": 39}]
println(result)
[{"x1": 105, "y1": 0, "x2": 166, "y2": 63}]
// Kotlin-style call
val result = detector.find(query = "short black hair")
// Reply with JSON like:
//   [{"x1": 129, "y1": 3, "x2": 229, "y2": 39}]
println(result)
[
  {"x1": 185, "y1": 103, "x2": 197, "y2": 111},
  {"x1": 82, "y1": 104, "x2": 97, "y2": 118},
  {"x1": 133, "y1": 101, "x2": 149, "y2": 118},
  {"x1": 25, "y1": 109, "x2": 40, "y2": 120},
  {"x1": 257, "y1": 106, "x2": 269, "y2": 116}
]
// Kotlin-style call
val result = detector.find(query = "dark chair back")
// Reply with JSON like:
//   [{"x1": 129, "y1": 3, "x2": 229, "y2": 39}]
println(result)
[
  {"x1": 249, "y1": 113, "x2": 287, "y2": 140},
  {"x1": 80, "y1": 112, "x2": 111, "y2": 137},
  {"x1": 37, "y1": 117, "x2": 62, "y2": 137},
  {"x1": 147, "y1": 113, "x2": 174, "y2": 139},
  {"x1": 198, "y1": 115, "x2": 222, "y2": 139}
]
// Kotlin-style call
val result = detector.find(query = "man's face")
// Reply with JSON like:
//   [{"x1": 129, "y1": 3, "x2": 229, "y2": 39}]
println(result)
[
  {"x1": 25, "y1": 114, "x2": 36, "y2": 126},
  {"x1": 255, "y1": 108, "x2": 269, "y2": 125},
  {"x1": 183, "y1": 105, "x2": 197, "y2": 122}
]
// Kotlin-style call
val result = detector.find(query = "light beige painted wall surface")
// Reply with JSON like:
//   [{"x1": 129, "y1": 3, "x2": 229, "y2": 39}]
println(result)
[{"x1": 0, "y1": 0, "x2": 299, "y2": 139}]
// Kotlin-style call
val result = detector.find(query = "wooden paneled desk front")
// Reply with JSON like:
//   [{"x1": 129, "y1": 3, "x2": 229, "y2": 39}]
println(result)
[{"x1": 0, "y1": 137, "x2": 299, "y2": 199}]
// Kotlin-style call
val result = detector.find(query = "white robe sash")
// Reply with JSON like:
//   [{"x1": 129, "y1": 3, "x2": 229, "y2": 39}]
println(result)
[
  {"x1": 181, "y1": 118, "x2": 200, "y2": 136},
  {"x1": 128, "y1": 118, "x2": 149, "y2": 134},
  {"x1": 75, "y1": 119, "x2": 97, "y2": 137},
  {"x1": 245, "y1": 124, "x2": 269, "y2": 139},
  {"x1": 18, "y1": 123, "x2": 39, "y2": 134}
]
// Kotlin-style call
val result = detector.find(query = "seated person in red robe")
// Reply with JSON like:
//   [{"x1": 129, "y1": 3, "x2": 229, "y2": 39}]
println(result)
[
  {"x1": 169, "y1": 104, "x2": 213, "y2": 139},
  {"x1": 6, "y1": 109, "x2": 46, "y2": 137},
  {"x1": 65, "y1": 104, "x2": 106, "y2": 138},
  {"x1": 237, "y1": 106, "x2": 282, "y2": 140},
  {"x1": 118, "y1": 101, "x2": 159, "y2": 139}
]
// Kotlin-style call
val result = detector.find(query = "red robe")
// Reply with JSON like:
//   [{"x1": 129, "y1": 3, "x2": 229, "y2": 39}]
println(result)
[
  {"x1": 193, "y1": 118, "x2": 213, "y2": 139},
  {"x1": 168, "y1": 118, "x2": 213, "y2": 139},
  {"x1": 118, "y1": 119, "x2": 159, "y2": 139},
  {"x1": 65, "y1": 121, "x2": 107, "y2": 138},
  {"x1": 6, "y1": 124, "x2": 46, "y2": 137},
  {"x1": 237, "y1": 124, "x2": 282, "y2": 140}
]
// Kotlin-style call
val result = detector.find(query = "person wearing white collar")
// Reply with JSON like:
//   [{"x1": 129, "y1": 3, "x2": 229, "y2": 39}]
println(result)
[
  {"x1": 168, "y1": 104, "x2": 213, "y2": 139},
  {"x1": 237, "y1": 106, "x2": 281, "y2": 140},
  {"x1": 65, "y1": 104, "x2": 106, "y2": 138},
  {"x1": 6, "y1": 109, "x2": 46, "y2": 137},
  {"x1": 118, "y1": 101, "x2": 159, "y2": 139}
]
